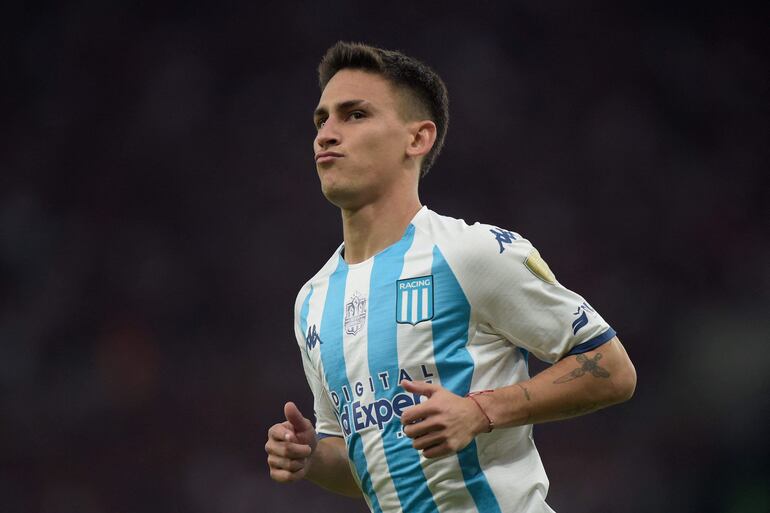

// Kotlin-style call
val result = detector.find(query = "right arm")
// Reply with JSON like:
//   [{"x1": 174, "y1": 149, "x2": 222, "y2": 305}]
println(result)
[
  {"x1": 276, "y1": 285, "x2": 360, "y2": 496},
  {"x1": 306, "y1": 436, "x2": 361, "y2": 496},
  {"x1": 265, "y1": 402, "x2": 361, "y2": 498}
]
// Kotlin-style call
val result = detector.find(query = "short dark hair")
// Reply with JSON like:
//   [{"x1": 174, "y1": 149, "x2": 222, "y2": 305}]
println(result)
[{"x1": 318, "y1": 41, "x2": 449, "y2": 178}]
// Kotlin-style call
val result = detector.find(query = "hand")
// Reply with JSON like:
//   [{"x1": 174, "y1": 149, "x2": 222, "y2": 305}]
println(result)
[
  {"x1": 399, "y1": 380, "x2": 489, "y2": 458},
  {"x1": 265, "y1": 402, "x2": 318, "y2": 482}
]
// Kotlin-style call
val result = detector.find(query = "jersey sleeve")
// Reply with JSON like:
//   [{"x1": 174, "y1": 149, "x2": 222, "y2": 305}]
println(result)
[
  {"x1": 294, "y1": 286, "x2": 343, "y2": 438},
  {"x1": 443, "y1": 223, "x2": 616, "y2": 363}
]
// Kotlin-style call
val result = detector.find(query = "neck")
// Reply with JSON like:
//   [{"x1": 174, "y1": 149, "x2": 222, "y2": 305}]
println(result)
[{"x1": 341, "y1": 190, "x2": 421, "y2": 264}]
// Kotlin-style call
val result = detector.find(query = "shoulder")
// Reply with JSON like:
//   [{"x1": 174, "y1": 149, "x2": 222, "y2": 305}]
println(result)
[
  {"x1": 413, "y1": 207, "x2": 535, "y2": 265},
  {"x1": 411, "y1": 208, "x2": 562, "y2": 297}
]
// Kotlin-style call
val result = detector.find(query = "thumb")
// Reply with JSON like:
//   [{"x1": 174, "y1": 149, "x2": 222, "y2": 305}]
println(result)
[
  {"x1": 284, "y1": 401, "x2": 312, "y2": 433},
  {"x1": 401, "y1": 379, "x2": 440, "y2": 398}
]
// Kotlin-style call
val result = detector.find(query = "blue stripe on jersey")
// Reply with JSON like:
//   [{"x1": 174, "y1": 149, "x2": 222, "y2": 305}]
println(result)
[
  {"x1": 317, "y1": 432, "x2": 342, "y2": 440},
  {"x1": 368, "y1": 225, "x2": 439, "y2": 513},
  {"x1": 319, "y1": 256, "x2": 383, "y2": 513},
  {"x1": 431, "y1": 246, "x2": 503, "y2": 513},
  {"x1": 565, "y1": 327, "x2": 617, "y2": 357},
  {"x1": 519, "y1": 347, "x2": 530, "y2": 369}
]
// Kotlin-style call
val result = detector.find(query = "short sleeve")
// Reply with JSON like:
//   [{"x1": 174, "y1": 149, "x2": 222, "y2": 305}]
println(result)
[
  {"x1": 294, "y1": 288, "x2": 343, "y2": 438},
  {"x1": 443, "y1": 224, "x2": 615, "y2": 363}
]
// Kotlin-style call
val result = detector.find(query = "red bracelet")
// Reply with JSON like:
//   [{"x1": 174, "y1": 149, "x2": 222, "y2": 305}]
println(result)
[{"x1": 466, "y1": 390, "x2": 495, "y2": 433}]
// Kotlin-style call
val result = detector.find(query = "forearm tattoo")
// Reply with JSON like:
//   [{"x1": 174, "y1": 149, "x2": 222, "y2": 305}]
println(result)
[{"x1": 553, "y1": 353, "x2": 611, "y2": 384}]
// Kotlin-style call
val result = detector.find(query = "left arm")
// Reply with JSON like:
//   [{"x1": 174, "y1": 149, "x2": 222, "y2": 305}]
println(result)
[
  {"x1": 400, "y1": 336, "x2": 636, "y2": 458},
  {"x1": 477, "y1": 335, "x2": 636, "y2": 426}
]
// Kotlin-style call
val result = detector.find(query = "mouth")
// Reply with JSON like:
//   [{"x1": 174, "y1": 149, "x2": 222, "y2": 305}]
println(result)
[{"x1": 315, "y1": 151, "x2": 343, "y2": 164}]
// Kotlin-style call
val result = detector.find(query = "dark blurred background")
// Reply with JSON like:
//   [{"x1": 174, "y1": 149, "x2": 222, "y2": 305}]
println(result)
[{"x1": 1, "y1": 1, "x2": 768, "y2": 512}]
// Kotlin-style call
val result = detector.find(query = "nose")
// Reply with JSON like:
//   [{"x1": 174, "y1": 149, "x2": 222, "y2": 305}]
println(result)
[{"x1": 315, "y1": 120, "x2": 340, "y2": 149}]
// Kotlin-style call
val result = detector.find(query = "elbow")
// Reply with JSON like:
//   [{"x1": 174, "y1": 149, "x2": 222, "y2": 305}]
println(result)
[
  {"x1": 613, "y1": 360, "x2": 637, "y2": 404},
  {"x1": 604, "y1": 337, "x2": 636, "y2": 405}
]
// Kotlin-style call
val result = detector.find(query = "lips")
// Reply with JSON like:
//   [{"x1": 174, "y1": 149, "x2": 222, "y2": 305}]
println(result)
[{"x1": 315, "y1": 151, "x2": 343, "y2": 163}]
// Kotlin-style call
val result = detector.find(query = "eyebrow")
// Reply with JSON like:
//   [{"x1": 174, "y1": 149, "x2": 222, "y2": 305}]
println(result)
[{"x1": 313, "y1": 99, "x2": 369, "y2": 119}]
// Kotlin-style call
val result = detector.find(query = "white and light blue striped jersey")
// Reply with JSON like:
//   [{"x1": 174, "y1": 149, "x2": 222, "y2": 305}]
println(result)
[{"x1": 293, "y1": 206, "x2": 616, "y2": 513}]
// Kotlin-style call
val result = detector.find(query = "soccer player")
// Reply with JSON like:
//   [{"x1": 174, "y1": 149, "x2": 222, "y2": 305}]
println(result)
[{"x1": 264, "y1": 41, "x2": 637, "y2": 513}]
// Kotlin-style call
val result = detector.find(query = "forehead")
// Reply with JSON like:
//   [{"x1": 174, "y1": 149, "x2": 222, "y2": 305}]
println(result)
[{"x1": 316, "y1": 69, "x2": 400, "y2": 112}]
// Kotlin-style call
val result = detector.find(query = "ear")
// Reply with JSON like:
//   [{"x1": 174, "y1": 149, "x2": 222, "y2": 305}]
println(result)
[{"x1": 406, "y1": 120, "x2": 437, "y2": 159}]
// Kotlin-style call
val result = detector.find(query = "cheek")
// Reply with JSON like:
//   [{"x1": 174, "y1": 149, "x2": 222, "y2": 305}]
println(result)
[{"x1": 361, "y1": 127, "x2": 405, "y2": 161}]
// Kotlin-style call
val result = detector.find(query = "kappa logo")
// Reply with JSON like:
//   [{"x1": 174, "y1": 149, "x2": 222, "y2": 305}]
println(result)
[
  {"x1": 396, "y1": 275, "x2": 434, "y2": 325},
  {"x1": 344, "y1": 292, "x2": 367, "y2": 335},
  {"x1": 490, "y1": 227, "x2": 517, "y2": 253},
  {"x1": 571, "y1": 302, "x2": 595, "y2": 335},
  {"x1": 305, "y1": 324, "x2": 322, "y2": 351},
  {"x1": 572, "y1": 312, "x2": 588, "y2": 335}
]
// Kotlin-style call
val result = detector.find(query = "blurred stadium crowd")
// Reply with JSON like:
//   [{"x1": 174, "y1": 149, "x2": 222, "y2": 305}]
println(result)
[{"x1": 1, "y1": 2, "x2": 767, "y2": 512}]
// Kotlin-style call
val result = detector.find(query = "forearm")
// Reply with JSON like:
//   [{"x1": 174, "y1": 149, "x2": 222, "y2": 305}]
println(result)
[
  {"x1": 477, "y1": 337, "x2": 636, "y2": 428},
  {"x1": 306, "y1": 436, "x2": 362, "y2": 498}
]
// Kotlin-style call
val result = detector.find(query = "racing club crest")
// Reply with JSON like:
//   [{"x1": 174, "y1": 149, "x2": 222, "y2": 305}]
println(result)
[
  {"x1": 396, "y1": 275, "x2": 434, "y2": 325},
  {"x1": 344, "y1": 292, "x2": 367, "y2": 335}
]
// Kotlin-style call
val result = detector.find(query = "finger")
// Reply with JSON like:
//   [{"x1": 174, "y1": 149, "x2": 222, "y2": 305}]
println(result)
[
  {"x1": 265, "y1": 439, "x2": 313, "y2": 459},
  {"x1": 280, "y1": 420, "x2": 299, "y2": 442},
  {"x1": 284, "y1": 442, "x2": 313, "y2": 459},
  {"x1": 269, "y1": 467, "x2": 305, "y2": 483},
  {"x1": 400, "y1": 408, "x2": 423, "y2": 426},
  {"x1": 284, "y1": 402, "x2": 313, "y2": 433},
  {"x1": 268, "y1": 454, "x2": 307, "y2": 473},
  {"x1": 410, "y1": 430, "x2": 446, "y2": 451},
  {"x1": 401, "y1": 379, "x2": 440, "y2": 398},
  {"x1": 400, "y1": 402, "x2": 436, "y2": 426},
  {"x1": 403, "y1": 418, "x2": 441, "y2": 439},
  {"x1": 268, "y1": 422, "x2": 294, "y2": 442},
  {"x1": 422, "y1": 442, "x2": 452, "y2": 459}
]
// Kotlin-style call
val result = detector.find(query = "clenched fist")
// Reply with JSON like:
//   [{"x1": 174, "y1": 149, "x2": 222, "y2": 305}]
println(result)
[{"x1": 265, "y1": 402, "x2": 318, "y2": 482}]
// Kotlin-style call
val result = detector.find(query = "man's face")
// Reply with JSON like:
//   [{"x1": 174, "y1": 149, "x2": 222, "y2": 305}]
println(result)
[{"x1": 313, "y1": 69, "x2": 413, "y2": 209}]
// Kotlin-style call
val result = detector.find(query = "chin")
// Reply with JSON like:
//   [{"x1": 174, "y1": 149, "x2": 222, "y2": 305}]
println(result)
[
  {"x1": 320, "y1": 180, "x2": 370, "y2": 210},
  {"x1": 321, "y1": 185, "x2": 357, "y2": 209}
]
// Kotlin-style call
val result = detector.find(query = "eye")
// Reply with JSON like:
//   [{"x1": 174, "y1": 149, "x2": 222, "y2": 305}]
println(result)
[
  {"x1": 315, "y1": 118, "x2": 327, "y2": 130},
  {"x1": 347, "y1": 111, "x2": 366, "y2": 121}
]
